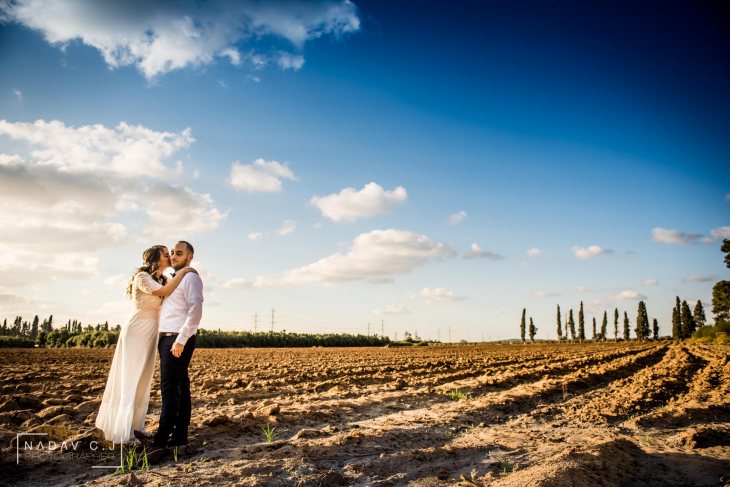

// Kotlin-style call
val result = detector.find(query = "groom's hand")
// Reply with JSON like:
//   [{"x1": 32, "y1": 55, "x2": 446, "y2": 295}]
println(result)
[{"x1": 171, "y1": 342, "x2": 184, "y2": 358}]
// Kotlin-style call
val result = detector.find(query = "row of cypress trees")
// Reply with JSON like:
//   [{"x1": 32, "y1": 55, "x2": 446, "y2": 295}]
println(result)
[{"x1": 521, "y1": 300, "x2": 663, "y2": 342}]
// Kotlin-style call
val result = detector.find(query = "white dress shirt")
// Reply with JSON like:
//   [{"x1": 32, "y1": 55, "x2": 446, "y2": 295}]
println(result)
[{"x1": 159, "y1": 273, "x2": 203, "y2": 346}]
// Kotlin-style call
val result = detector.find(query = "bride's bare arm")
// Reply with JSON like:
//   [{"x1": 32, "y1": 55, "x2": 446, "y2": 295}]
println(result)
[{"x1": 150, "y1": 268, "x2": 198, "y2": 297}]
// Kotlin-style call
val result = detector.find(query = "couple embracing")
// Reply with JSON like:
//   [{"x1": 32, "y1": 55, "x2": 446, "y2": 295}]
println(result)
[{"x1": 95, "y1": 241, "x2": 203, "y2": 456}]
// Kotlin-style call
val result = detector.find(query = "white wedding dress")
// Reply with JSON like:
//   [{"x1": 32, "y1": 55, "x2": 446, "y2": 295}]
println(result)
[{"x1": 96, "y1": 272, "x2": 163, "y2": 443}]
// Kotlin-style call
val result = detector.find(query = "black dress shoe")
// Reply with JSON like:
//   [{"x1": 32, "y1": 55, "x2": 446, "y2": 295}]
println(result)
[{"x1": 133, "y1": 430, "x2": 154, "y2": 442}]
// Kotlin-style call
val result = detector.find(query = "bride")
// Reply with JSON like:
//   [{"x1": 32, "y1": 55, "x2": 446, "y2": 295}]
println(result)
[{"x1": 95, "y1": 245, "x2": 196, "y2": 443}]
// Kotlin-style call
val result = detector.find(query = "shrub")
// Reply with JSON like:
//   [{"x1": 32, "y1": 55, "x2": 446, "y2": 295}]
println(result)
[{"x1": 0, "y1": 336, "x2": 35, "y2": 348}]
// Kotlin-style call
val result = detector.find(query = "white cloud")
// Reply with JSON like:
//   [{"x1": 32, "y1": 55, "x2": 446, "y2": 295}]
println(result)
[
  {"x1": 683, "y1": 275, "x2": 717, "y2": 284},
  {"x1": 220, "y1": 47, "x2": 241, "y2": 66},
  {"x1": 0, "y1": 118, "x2": 223, "y2": 289},
  {"x1": 651, "y1": 227, "x2": 704, "y2": 245},
  {"x1": 373, "y1": 304, "x2": 409, "y2": 315},
  {"x1": 277, "y1": 219, "x2": 296, "y2": 236},
  {"x1": 143, "y1": 184, "x2": 226, "y2": 239},
  {"x1": 526, "y1": 248, "x2": 542, "y2": 257},
  {"x1": 258, "y1": 229, "x2": 455, "y2": 286},
  {"x1": 642, "y1": 279, "x2": 659, "y2": 287},
  {"x1": 448, "y1": 210, "x2": 467, "y2": 225},
  {"x1": 12, "y1": 88, "x2": 22, "y2": 101},
  {"x1": 571, "y1": 245, "x2": 614, "y2": 260},
  {"x1": 310, "y1": 182, "x2": 407, "y2": 222},
  {"x1": 229, "y1": 158, "x2": 296, "y2": 192},
  {"x1": 651, "y1": 226, "x2": 730, "y2": 245},
  {"x1": 463, "y1": 243, "x2": 503, "y2": 260},
  {"x1": 577, "y1": 285, "x2": 591, "y2": 293},
  {"x1": 614, "y1": 290, "x2": 647, "y2": 301},
  {"x1": 532, "y1": 291, "x2": 560, "y2": 298},
  {"x1": 0, "y1": 119, "x2": 193, "y2": 179},
  {"x1": 709, "y1": 226, "x2": 730, "y2": 240},
  {"x1": 0, "y1": 0, "x2": 360, "y2": 79},
  {"x1": 276, "y1": 51, "x2": 305, "y2": 70},
  {"x1": 248, "y1": 232, "x2": 264, "y2": 241},
  {"x1": 419, "y1": 287, "x2": 465, "y2": 304}
]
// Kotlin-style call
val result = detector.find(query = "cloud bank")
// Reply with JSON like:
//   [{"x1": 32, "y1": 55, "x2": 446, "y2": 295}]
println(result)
[
  {"x1": 0, "y1": 118, "x2": 224, "y2": 288},
  {"x1": 0, "y1": 0, "x2": 360, "y2": 79}
]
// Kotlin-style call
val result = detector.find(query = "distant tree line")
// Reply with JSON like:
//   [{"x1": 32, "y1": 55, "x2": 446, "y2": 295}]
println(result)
[
  {"x1": 0, "y1": 314, "x2": 121, "y2": 348},
  {"x1": 195, "y1": 329, "x2": 391, "y2": 348},
  {"x1": 0, "y1": 315, "x2": 392, "y2": 348}
]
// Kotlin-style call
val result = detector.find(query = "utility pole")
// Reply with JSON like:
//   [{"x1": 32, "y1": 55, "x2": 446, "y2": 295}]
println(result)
[
  {"x1": 437, "y1": 328, "x2": 440, "y2": 342},
  {"x1": 367, "y1": 322, "x2": 370, "y2": 336},
  {"x1": 254, "y1": 313, "x2": 258, "y2": 332},
  {"x1": 271, "y1": 307, "x2": 275, "y2": 332},
  {"x1": 448, "y1": 325, "x2": 452, "y2": 344},
  {"x1": 381, "y1": 319, "x2": 384, "y2": 338}
]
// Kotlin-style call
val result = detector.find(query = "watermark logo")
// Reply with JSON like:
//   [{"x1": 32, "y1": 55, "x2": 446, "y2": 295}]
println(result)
[{"x1": 15, "y1": 431, "x2": 123, "y2": 469}]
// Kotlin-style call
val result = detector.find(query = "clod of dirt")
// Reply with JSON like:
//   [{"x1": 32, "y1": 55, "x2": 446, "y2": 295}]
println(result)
[
  {"x1": 491, "y1": 439, "x2": 655, "y2": 487},
  {"x1": 15, "y1": 395, "x2": 45, "y2": 410},
  {"x1": 0, "y1": 398, "x2": 20, "y2": 412},
  {"x1": 37, "y1": 405, "x2": 70, "y2": 420},
  {"x1": 676, "y1": 426, "x2": 730, "y2": 449},
  {"x1": 257, "y1": 404, "x2": 280, "y2": 416},
  {"x1": 202, "y1": 414, "x2": 233, "y2": 426}
]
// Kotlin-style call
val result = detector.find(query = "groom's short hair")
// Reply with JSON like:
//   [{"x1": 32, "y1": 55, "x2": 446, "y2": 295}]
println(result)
[{"x1": 177, "y1": 240, "x2": 194, "y2": 255}]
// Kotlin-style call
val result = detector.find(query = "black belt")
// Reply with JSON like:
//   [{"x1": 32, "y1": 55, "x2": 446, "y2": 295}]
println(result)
[{"x1": 160, "y1": 332, "x2": 179, "y2": 337}]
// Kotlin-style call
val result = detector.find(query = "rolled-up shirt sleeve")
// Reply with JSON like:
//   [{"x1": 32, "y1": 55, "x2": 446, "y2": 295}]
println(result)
[{"x1": 174, "y1": 273, "x2": 203, "y2": 346}]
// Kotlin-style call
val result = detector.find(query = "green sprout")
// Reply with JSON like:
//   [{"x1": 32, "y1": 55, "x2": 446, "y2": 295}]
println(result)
[{"x1": 261, "y1": 423, "x2": 278, "y2": 443}]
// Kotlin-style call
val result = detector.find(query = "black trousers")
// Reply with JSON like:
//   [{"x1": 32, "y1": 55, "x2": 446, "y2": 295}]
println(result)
[{"x1": 154, "y1": 334, "x2": 196, "y2": 447}]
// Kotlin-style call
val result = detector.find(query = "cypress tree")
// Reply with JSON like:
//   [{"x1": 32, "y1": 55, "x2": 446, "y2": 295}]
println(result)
[
  {"x1": 623, "y1": 311, "x2": 630, "y2": 340},
  {"x1": 614, "y1": 308, "x2": 619, "y2": 341},
  {"x1": 652, "y1": 318, "x2": 659, "y2": 340},
  {"x1": 636, "y1": 301, "x2": 649, "y2": 340},
  {"x1": 578, "y1": 301, "x2": 585, "y2": 342},
  {"x1": 520, "y1": 308, "x2": 526, "y2": 343},
  {"x1": 0, "y1": 318, "x2": 6, "y2": 335},
  {"x1": 680, "y1": 300, "x2": 695, "y2": 338},
  {"x1": 31, "y1": 315, "x2": 39, "y2": 340},
  {"x1": 529, "y1": 317, "x2": 537, "y2": 343},
  {"x1": 693, "y1": 300, "x2": 706, "y2": 329},
  {"x1": 675, "y1": 296, "x2": 683, "y2": 337},
  {"x1": 601, "y1": 311, "x2": 608, "y2": 341},
  {"x1": 671, "y1": 307, "x2": 680, "y2": 339},
  {"x1": 592, "y1": 317, "x2": 597, "y2": 340},
  {"x1": 556, "y1": 305, "x2": 562, "y2": 341},
  {"x1": 568, "y1": 309, "x2": 576, "y2": 341}
]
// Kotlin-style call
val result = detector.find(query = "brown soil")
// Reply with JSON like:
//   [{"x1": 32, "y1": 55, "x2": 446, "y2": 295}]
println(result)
[{"x1": 1, "y1": 342, "x2": 728, "y2": 486}]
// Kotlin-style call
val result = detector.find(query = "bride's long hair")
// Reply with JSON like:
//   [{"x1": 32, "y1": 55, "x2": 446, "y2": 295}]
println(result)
[{"x1": 126, "y1": 245, "x2": 169, "y2": 298}]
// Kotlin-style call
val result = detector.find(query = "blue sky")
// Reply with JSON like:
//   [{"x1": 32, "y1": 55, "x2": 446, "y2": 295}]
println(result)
[{"x1": 0, "y1": 0, "x2": 727, "y2": 340}]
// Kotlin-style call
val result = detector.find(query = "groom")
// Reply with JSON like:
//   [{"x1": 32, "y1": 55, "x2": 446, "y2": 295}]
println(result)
[{"x1": 141, "y1": 240, "x2": 203, "y2": 452}]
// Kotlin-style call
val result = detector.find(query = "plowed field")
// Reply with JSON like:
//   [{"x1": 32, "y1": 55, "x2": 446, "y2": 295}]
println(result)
[{"x1": 1, "y1": 342, "x2": 728, "y2": 486}]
